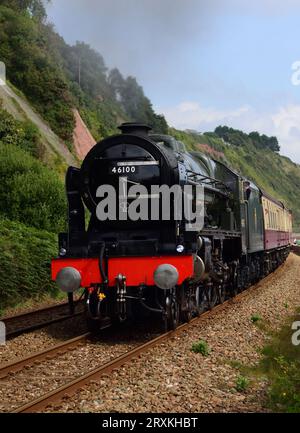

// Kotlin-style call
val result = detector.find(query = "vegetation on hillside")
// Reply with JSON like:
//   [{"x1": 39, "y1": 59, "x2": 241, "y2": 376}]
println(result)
[
  {"x1": 213, "y1": 125, "x2": 280, "y2": 152},
  {"x1": 0, "y1": 108, "x2": 66, "y2": 231},
  {"x1": 0, "y1": 0, "x2": 168, "y2": 145},
  {"x1": 0, "y1": 144, "x2": 66, "y2": 233},
  {"x1": 0, "y1": 218, "x2": 58, "y2": 312},
  {"x1": 0, "y1": 108, "x2": 65, "y2": 310},
  {"x1": 223, "y1": 144, "x2": 300, "y2": 228},
  {"x1": 108, "y1": 69, "x2": 168, "y2": 133},
  {"x1": 0, "y1": 2, "x2": 75, "y2": 141},
  {"x1": 0, "y1": 105, "x2": 44, "y2": 157}
]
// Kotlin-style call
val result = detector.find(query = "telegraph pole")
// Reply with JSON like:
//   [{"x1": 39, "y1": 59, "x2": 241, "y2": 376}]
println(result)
[{"x1": 78, "y1": 56, "x2": 81, "y2": 87}]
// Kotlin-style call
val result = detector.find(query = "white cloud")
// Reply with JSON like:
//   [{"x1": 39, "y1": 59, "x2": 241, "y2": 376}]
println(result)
[
  {"x1": 271, "y1": 104, "x2": 300, "y2": 163},
  {"x1": 159, "y1": 101, "x2": 250, "y2": 131},
  {"x1": 158, "y1": 101, "x2": 300, "y2": 164}
]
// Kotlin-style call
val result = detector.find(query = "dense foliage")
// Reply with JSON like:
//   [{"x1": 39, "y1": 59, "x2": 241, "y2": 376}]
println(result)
[
  {"x1": 0, "y1": 108, "x2": 65, "y2": 309},
  {"x1": 213, "y1": 125, "x2": 280, "y2": 152},
  {"x1": 0, "y1": 218, "x2": 58, "y2": 310},
  {"x1": 108, "y1": 69, "x2": 168, "y2": 133},
  {"x1": 0, "y1": 143, "x2": 66, "y2": 232},
  {"x1": 0, "y1": 1, "x2": 48, "y2": 20},
  {"x1": 0, "y1": 3, "x2": 75, "y2": 141},
  {"x1": 0, "y1": 106, "x2": 43, "y2": 157}
]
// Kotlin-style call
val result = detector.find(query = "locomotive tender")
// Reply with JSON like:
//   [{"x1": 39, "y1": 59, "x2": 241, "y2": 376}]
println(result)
[{"x1": 51, "y1": 123, "x2": 292, "y2": 331}]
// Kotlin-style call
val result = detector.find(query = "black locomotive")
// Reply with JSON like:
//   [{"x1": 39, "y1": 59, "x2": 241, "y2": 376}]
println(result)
[{"x1": 52, "y1": 123, "x2": 292, "y2": 331}]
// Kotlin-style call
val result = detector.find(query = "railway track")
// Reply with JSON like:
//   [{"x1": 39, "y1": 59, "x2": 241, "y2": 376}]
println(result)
[
  {"x1": 0, "y1": 333, "x2": 91, "y2": 379},
  {"x1": 1, "y1": 261, "x2": 286, "y2": 414},
  {"x1": 1, "y1": 300, "x2": 85, "y2": 339}
]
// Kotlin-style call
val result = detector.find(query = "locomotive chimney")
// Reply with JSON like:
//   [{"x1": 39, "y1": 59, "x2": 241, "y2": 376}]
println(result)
[{"x1": 118, "y1": 122, "x2": 152, "y2": 136}]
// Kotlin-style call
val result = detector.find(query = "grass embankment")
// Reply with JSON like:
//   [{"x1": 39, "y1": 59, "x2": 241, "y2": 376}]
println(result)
[
  {"x1": 236, "y1": 311, "x2": 300, "y2": 412},
  {"x1": 0, "y1": 218, "x2": 59, "y2": 314},
  {"x1": 257, "y1": 311, "x2": 300, "y2": 412}
]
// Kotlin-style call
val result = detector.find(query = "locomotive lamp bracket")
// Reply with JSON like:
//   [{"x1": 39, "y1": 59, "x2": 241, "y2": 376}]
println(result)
[{"x1": 116, "y1": 274, "x2": 127, "y2": 321}]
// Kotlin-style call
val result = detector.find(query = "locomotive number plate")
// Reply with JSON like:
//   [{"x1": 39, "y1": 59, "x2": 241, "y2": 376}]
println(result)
[
  {"x1": 110, "y1": 160, "x2": 159, "y2": 175},
  {"x1": 110, "y1": 165, "x2": 137, "y2": 174}
]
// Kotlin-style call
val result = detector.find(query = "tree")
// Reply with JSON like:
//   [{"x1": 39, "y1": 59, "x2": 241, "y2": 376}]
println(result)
[
  {"x1": 215, "y1": 126, "x2": 280, "y2": 152},
  {"x1": 0, "y1": 0, "x2": 49, "y2": 21},
  {"x1": 0, "y1": 5, "x2": 75, "y2": 140},
  {"x1": 108, "y1": 68, "x2": 125, "y2": 101}
]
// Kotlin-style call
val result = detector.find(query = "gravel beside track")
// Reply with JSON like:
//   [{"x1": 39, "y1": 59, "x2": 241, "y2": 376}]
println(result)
[
  {"x1": 0, "y1": 323, "x2": 159, "y2": 412},
  {"x1": 0, "y1": 315, "x2": 88, "y2": 364},
  {"x1": 45, "y1": 253, "x2": 300, "y2": 413}
]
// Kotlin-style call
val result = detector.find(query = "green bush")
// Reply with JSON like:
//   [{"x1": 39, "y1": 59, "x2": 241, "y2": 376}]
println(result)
[
  {"x1": 191, "y1": 339, "x2": 211, "y2": 356},
  {"x1": 19, "y1": 119, "x2": 43, "y2": 157},
  {"x1": 0, "y1": 106, "x2": 25, "y2": 146},
  {"x1": 0, "y1": 143, "x2": 66, "y2": 232},
  {"x1": 235, "y1": 375, "x2": 250, "y2": 392},
  {"x1": 251, "y1": 314, "x2": 262, "y2": 323},
  {"x1": 267, "y1": 357, "x2": 300, "y2": 412},
  {"x1": 0, "y1": 217, "x2": 58, "y2": 311},
  {"x1": 0, "y1": 107, "x2": 42, "y2": 157}
]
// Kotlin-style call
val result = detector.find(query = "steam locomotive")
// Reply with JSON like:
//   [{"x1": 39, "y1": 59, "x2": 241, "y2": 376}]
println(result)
[{"x1": 51, "y1": 123, "x2": 292, "y2": 331}]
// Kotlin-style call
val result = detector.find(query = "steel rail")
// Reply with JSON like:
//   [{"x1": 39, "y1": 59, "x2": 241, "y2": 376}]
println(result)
[
  {"x1": 0, "y1": 333, "x2": 91, "y2": 379},
  {"x1": 2, "y1": 301, "x2": 84, "y2": 339},
  {"x1": 1, "y1": 301, "x2": 73, "y2": 323},
  {"x1": 5, "y1": 311, "x2": 84, "y2": 340}
]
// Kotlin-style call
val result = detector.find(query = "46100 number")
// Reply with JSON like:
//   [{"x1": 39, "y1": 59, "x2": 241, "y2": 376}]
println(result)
[{"x1": 111, "y1": 166, "x2": 136, "y2": 174}]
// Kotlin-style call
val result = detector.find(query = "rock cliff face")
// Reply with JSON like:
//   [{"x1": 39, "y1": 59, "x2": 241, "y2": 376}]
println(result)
[
  {"x1": 0, "y1": 85, "x2": 98, "y2": 164},
  {"x1": 72, "y1": 109, "x2": 96, "y2": 160},
  {"x1": 0, "y1": 83, "x2": 77, "y2": 166}
]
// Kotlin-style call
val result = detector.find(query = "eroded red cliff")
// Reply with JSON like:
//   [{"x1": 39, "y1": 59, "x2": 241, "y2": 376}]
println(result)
[{"x1": 73, "y1": 109, "x2": 97, "y2": 160}]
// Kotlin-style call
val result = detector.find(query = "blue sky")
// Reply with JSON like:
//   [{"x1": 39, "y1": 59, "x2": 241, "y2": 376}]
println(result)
[{"x1": 47, "y1": 0, "x2": 300, "y2": 162}]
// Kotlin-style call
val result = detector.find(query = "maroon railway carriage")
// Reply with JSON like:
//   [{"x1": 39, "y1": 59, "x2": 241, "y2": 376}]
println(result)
[{"x1": 261, "y1": 192, "x2": 292, "y2": 250}]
